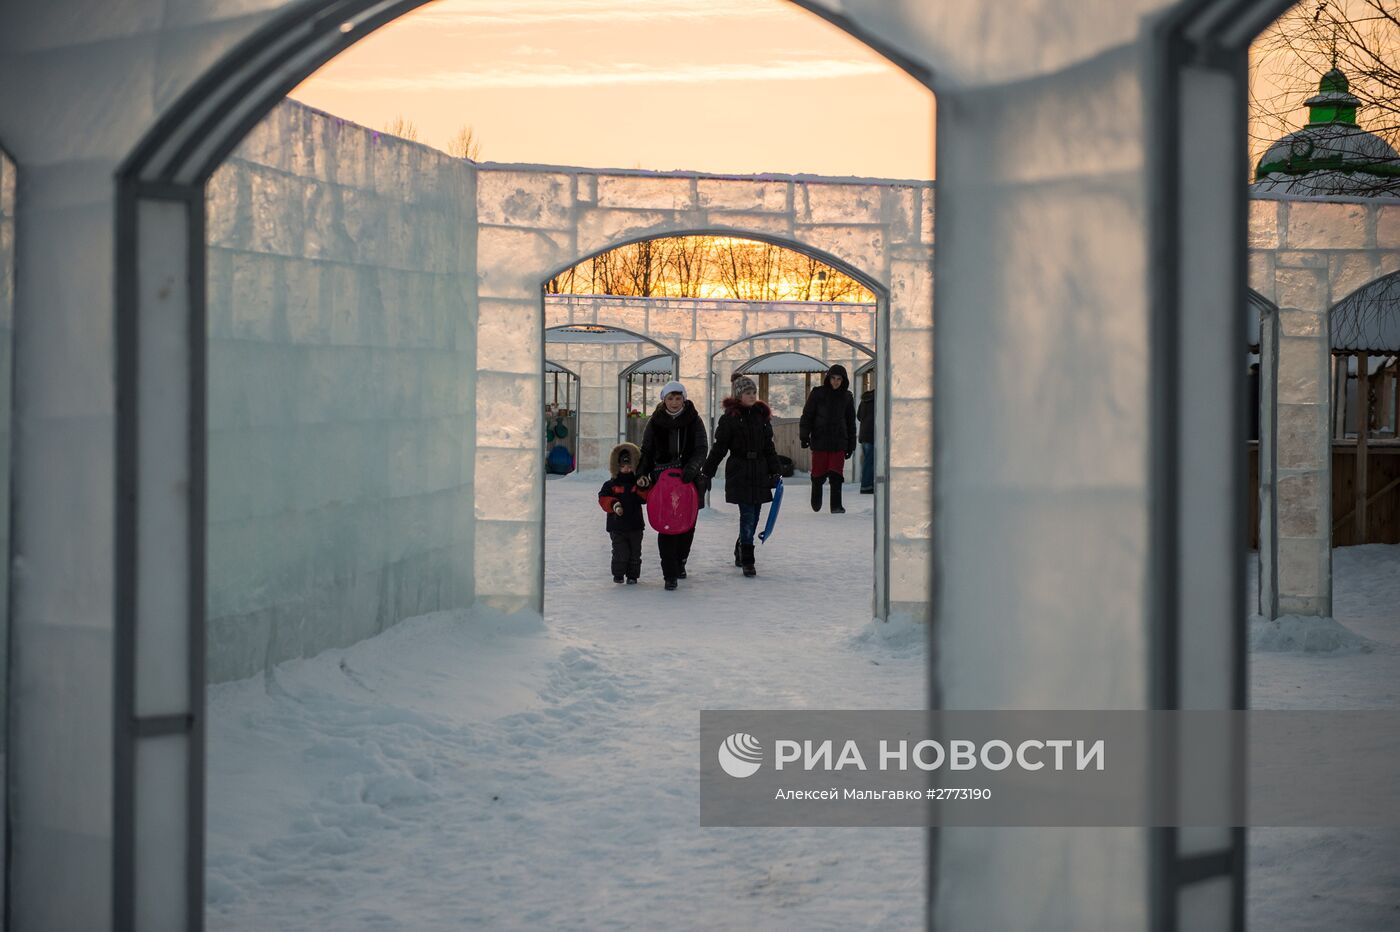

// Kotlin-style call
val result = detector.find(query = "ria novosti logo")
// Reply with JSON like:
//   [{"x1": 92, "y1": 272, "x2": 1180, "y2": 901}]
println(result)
[{"x1": 718, "y1": 733, "x2": 763, "y2": 778}]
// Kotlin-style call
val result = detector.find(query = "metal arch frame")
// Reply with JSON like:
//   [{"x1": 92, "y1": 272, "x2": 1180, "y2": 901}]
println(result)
[
  {"x1": 543, "y1": 359, "x2": 581, "y2": 379},
  {"x1": 0, "y1": 141, "x2": 15, "y2": 930},
  {"x1": 852, "y1": 356, "x2": 878, "y2": 389},
  {"x1": 545, "y1": 323, "x2": 676, "y2": 359},
  {"x1": 1149, "y1": 1, "x2": 1298, "y2": 929},
  {"x1": 617, "y1": 352, "x2": 677, "y2": 382},
  {"x1": 542, "y1": 358, "x2": 580, "y2": 413},
  {"x1": 1330, "y1": 266, "x2": 1400, "y2": 309},
  {"x1": 1328, "y1": 267, "x2": 1400, "y2": 351},
  {"x1": 617, "y1": 352, "x2": 678, "y2": 437},
  {"x1": 707, "y1": 328, "x2": 877, "y2": 441},
  {"x1": 732, "y1": 351, "x2": 831, "y2": 376},
  {"x1": 707, "y1": 327, "x2": 876, "y2": 362},
  {"x1": 544, "y1": 326, "x2": 680, "y2": 446}
]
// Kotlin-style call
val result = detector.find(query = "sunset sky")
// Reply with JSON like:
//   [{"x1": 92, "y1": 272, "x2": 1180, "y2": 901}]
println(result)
[
  {"x1": 291, "y1": 0, "x2": 937, "y2": 179},
  {"x1": 292, "y1": 1, "x2": 1357, "y2": 182}
]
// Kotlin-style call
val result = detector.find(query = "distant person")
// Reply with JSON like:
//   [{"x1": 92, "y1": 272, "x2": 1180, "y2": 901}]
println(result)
[
  {"x1": 857, "y1": 380, "x2": 876, "y2": 494},
  {"x1": 598, "y1": 442, "x2": 648, "y2": 584},
  {"x1": 636, "y1": 380, "x2": 709, "y2": 590},
  {"x1": 799, "y1": 364, "x2": 856, "y2": 514},
  {"x1": 703, "y1": 375, "x2": 781, "y2": 578}
]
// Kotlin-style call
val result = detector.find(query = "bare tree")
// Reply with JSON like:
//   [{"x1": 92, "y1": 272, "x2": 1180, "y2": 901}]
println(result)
[
  {"x1": 382, "y1": 114, "x2": 419, "y2": 142},
  {"x1": 1251, "y1": 0, "x2": 1400, "y2": 192},
  {"x1": 447, "y1": 124, "x2": 483, "y2": 160},
  {"x1": 544, "y1": 235, "x2": 874, "y2": 302},
  {"x1": 665, "y1": 235, "x2": 712, "y2": 297}
]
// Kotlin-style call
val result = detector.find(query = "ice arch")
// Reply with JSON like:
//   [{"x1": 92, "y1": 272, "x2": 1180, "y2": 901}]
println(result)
[{"x1": 0, "y1": 0, "x2": 1301, "y2": 928}]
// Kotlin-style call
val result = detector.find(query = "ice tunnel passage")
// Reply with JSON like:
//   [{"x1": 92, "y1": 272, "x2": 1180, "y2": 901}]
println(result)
[{"x1": 5, "y1": 0, "x2": 1308, "y2": 926}]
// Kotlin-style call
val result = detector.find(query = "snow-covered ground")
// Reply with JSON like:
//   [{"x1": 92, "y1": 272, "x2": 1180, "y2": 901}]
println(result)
[
  {"x1": 207, "y1": 472, "x2": 926, "y2": 930},
  {"x1": 1248, "y1": 544, "x2": 1400, "y2": 932},
  {"x1": 205, "y1": 476, "x2": 1400, "y2": 929}
]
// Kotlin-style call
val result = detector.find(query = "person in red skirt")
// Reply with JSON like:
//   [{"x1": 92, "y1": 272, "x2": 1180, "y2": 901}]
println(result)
[{"x1": 798, "y1": 364, "x2": 856, "y2": 514}]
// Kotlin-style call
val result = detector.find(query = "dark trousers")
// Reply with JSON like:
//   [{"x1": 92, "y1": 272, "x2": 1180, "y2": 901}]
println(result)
[
  {"x1": 860, "y1": 442, "x2": 875, "y2": 491},
  {"x1": 657, "y1": 529, "x2": 695, "y2": 580},
  {"x1": 737, "y1": 503, "x2": 762, "y2": 546},
  {"x1": 610, "y1": 530, "x2": 643, "y2": 580}
]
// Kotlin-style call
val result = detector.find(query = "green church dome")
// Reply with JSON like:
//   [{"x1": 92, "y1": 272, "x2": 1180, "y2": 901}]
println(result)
[{"x1": 1254, "y1": 68, "x2": 1400, "y2": 195}]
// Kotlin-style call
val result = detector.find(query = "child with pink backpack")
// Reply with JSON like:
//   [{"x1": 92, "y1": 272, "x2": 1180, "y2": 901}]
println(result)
[{"x1": 635, "y1": 381, "x2": 708, "y2": 590}]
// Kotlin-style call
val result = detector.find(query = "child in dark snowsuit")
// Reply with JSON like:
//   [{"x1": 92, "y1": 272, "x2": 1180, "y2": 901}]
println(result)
[{"x1": 598, "y1": 442, "x2": 649, "y2": 584}]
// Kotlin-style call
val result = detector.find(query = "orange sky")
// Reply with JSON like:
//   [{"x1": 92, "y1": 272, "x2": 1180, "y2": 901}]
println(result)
[
  {"x1": 291, "y1": 1, "x2": 1356, "y2": 183},
  {"x1": 292, "y1": 0, "x2": 936, "y2": 179}
]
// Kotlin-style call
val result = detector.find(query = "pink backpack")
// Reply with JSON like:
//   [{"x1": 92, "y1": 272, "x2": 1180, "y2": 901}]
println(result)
[{"x1": 646, "y1": 468, "x2": 699, "y2": 535}]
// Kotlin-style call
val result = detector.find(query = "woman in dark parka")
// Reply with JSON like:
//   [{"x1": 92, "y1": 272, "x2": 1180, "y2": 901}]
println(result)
[
  {"x1": 703, "y1": 375, "x2": 781, "y2": 577},
  {"x1": 636, "y1": 380, "x2": 708, "y2": 590},
  {"x1": 799, "y1": 363, "x2": 857, "y2": 513}
]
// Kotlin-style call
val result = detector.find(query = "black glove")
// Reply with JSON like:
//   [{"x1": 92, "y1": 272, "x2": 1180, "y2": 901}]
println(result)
[
  {"x1": 768, "y1": 473, "x2": 780, "y2": 488},
  {"x1": 682, "y1": 464, "x2": 700, "y2": 484},
  {"x1": 696, "y1": 474, "x2": 711, "y2": 493},
  {"x1": 845, "y1": 450, "x2": 853, "y2": 460},
  {"x1": 800, "y1": 440, "x2": 809, "y2": 449}
]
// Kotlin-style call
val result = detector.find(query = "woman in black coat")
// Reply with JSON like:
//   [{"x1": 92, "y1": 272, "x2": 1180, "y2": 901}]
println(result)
[
  {"x1": 703, "y1": 375, "x2": 781, "y2": 577},
  {"x1": 799, "y1": 363, "x2": 857, "y2": 513},
  {"x1": 636, "y1": 380, "x2": 708, "y2": 590}
]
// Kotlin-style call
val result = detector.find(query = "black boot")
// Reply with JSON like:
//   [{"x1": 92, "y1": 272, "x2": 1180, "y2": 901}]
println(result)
[
  {"x1": 811, "y1": 477, "x2": 824, "y2": 512},
  {"x1": 741, "y1": 544, "x2": 756, "y2": 577},
  {"x1": 829, "y1": 475, "x2": 845, "y2": 514},
  {"x1": 734, "y1": 538, "x2": 743, "y2": 567},
  {"x1": 664, "y1": 578, "x2": 678, "y2": 591}
]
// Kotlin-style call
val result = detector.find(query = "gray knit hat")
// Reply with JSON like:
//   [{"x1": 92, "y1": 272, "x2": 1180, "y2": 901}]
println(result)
[{"x1": 733, "y1": 375, "x2": 758, "y2": 397}]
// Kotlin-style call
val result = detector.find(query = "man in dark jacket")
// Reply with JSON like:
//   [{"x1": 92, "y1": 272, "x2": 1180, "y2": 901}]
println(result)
[
  {"x1": 598, "y1": 442, "x2": 649, "y2": 583},
  {"x1": 857, "y1": 383, "x2": 876, "y2": 494},
  {"x1": 704, "y1": 375, "x2": 781, "y2": 577},
  {"x1": 799, "y1": 364, "x2": 856, "y2": 513},
  {"x1": 636, "y1": 380, "x2": 708, "y2": 589}
]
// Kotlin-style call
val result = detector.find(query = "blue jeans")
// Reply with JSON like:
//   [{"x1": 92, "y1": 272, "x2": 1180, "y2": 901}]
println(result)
[
  {"x1": 860, "y1": 442, "x2": 875, "y2": 491},
  {"x1": 738, "y1": 503, "x2": 762, "y2": 546}
]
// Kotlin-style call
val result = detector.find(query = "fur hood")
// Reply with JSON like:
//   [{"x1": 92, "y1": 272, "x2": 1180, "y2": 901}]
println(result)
[
  {"x1": 721, "y1": 396, "x2": 772, "y2": 420},
  {"x1": 608, "y1": 442, "x2": 642, "y2": 477}
]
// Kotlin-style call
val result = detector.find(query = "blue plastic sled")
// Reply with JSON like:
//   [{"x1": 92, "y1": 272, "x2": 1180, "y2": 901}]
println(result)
[{"x1": 758, "y1": 477, "x2": 784, "y2": 543}]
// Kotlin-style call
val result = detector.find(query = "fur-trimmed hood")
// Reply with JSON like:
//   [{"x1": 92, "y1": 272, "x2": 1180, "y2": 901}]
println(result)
[
  {"x1": 609, "y1": 442, "x2": 642, "y2": 477},
  {"x1": 721, "y1": 396, "x2": 772, "y2": 420}
]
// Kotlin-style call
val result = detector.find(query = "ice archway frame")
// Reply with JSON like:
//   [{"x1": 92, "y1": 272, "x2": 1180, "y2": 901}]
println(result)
[
  {"x1": 81, "y1": 0, "x2": 1278, "y2": 928},
  {"x1": 1149, "y1": 0, "x2": 1311, "y2": 926},
  {"x1": 106, "y1": 3, "x2": 930, "y2": 928},
  {"x1": 532, "y1": 229, "x2": 902, "y2": 610}
]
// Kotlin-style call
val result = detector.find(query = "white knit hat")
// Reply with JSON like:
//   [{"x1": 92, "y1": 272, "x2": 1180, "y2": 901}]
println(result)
[{"x1": 659, "y1": 380, "x2": 686, "y2": 399}]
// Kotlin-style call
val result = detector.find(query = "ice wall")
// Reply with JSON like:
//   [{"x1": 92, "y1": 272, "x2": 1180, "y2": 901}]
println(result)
[
  {"x1": 477, "y1": 169, "x2": 932, "y2": 619},
  {"x1": 1247, "y1": 194, "x2": 1400, "y2": 616},
  {"x1": 204, "y1": 101, "x2": 478, "y2": 682}
]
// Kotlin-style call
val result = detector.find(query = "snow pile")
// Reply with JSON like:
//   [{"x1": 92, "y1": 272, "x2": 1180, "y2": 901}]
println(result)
[
  {"x1": 1249, "y1": 614, "x2": 1374, "y2": 654},
  {"x1": 850, "y1": 612, "x2": 927, "y2": 657}
]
